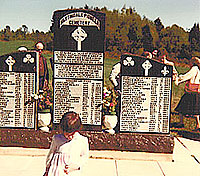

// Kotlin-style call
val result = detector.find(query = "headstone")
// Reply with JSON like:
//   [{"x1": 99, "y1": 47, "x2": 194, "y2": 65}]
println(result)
[
  {"x1": 0, "y1": 51, "x2": 39, "y2": 129},
  {"x1": 51, "y1": 9, "x2": 105, "y2": 129},
  {"x1": 120, "y1": 54, "x2": 173, "y2": 133}
]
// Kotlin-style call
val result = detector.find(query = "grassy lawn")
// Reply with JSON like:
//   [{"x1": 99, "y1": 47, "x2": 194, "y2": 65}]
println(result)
[
  {"x1": 0, "y1": 40, "x2": 198, "y2": 132},
  {"x1": 0, "y1": 40, "x2": 35, "y2": 55},
  {"x1": 104, "y1": 57, "x2": 120, "y2": 87}
]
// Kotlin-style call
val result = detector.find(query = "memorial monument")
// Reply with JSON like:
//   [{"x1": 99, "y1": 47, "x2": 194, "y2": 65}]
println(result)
[
  {"x1": 0, "y1": 51, "x2": 39, "y2": 129},
  {"x1": 120, "y1": 53, "x2": 173, "y2": 133},
  {"x1": 0, "y1": 9, "x2": 174, "y2": 158},
  {"x1": 51, "y1": 9, "x2": 105, "y2": 130}
]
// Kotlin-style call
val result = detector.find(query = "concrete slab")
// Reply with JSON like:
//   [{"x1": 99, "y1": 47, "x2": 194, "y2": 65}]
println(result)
[
  {"x1": 89, "y1": 150, "x2": 173, "y2": 162},
  {"x1": 172, "y1": 137, "x2": 195, "y2": 163},
  {"x1": 82, "y1": 159, "x2": 117, "y2": 176},
  {"x1": 177, "y1": 137, "x2": 200, "y2": 162},
  {"x1": 0, "y1": 136, "x2": 199, "y2": 176},
  {"x1": 159, "y1": 160, "x2": 200, "y2": 176},
  {"x1": 0, "y1": 155, "x2": 46, "y2": 176},
  {"x1": 158, "y1": 137, "x2": 200, "y2": 176},
  {"x1": 0, "y1": 147, "x2": 48, "y2": 156},
  {"x1": 116, "y1": 160, "x2": 163, "y2": 176}
]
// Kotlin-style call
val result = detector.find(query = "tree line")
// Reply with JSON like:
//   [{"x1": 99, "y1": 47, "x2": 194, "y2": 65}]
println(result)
[
  {"x1": 0, "y1": 6, "x2": 199, "y2": 60},
  {"x1": 0, "y1": 25, "x2": 53, "y2": 50}
]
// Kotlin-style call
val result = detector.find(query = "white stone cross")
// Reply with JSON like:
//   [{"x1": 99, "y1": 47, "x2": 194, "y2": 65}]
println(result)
[
  {"x1": 161, "y1": 66, "x2": 169, "y2": 76},
  {"x1": 142, "y1": 60, "x2": 152, "y2": 76},
  {"x1": 72, "y1": 27, "x2": 88, "y2": 51},
  {"x1": 5, "y1": 56, "x2": 15, "y2": 71}
]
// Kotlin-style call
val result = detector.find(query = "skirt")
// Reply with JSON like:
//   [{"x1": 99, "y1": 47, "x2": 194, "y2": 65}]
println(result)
[{"x1": 175, "y1": 92, "x2": 200, "y2": 115}]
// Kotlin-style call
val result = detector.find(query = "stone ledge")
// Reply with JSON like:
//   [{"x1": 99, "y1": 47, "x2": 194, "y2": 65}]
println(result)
[
  {"x1": 0, "y1": 129, "x2": 174, "y2": 154},
  {"x1": 82, "y1": 131, "x2": 174, "y2": 154}
]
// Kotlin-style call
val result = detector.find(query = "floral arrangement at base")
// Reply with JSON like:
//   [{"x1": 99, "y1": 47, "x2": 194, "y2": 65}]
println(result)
[
  {"x1": 102, "y1": 86, "x2": 118, "y2": 115},
  {"x1": 38, "y1": 80, "x2": 53, "y2": 112}
]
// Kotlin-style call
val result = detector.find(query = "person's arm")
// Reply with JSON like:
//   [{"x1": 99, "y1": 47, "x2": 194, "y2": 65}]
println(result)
[
  {"x1": 177, "y1": 66, "x2": 198, "y2": 84},
  {"x1": 109, "y1": 63, "x2": 120, "y2": 87},
  {"x1": 163, "y1": 58, "x2": 178, "y2": 75}
]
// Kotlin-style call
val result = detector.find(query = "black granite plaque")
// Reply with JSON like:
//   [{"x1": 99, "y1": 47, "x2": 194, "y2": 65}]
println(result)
[
  {"x1": 120, "y1": 54, "x2": 173, "y2": 133},
  {"x1": 52, "y1": 9, "x2": 105, "y2": 130},
  {"x1": 0, "y1": 52, "x2": 38, "y2": 129}
]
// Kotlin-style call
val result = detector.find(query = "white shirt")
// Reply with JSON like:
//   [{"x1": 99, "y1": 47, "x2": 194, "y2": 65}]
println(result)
[
  {"x1": 46, "y1": 132, "x2": 89, "y2": 176},
  {"x1": 109, "y1": 62, "x2": 121, "y2": 87},
  {"x1": 178, "y1": 66, "x2": 200, "y2": 84}
]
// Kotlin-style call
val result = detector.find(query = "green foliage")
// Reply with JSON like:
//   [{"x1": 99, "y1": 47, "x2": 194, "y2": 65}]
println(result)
[
  {"x1": 0, "y1": 7, "x2": 200, "y2": 58},
  {"x1": 189, "y1": 23, "x2": 200, "y2": 52},
  {"x1": 38, "y1": 80, "x2": 53, "y2": 111},
  {"x1": 102, "y1": 87, "x2": 118, "y2": 115}
]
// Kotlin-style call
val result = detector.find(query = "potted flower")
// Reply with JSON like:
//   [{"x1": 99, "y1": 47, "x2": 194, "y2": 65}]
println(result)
[
  {"x1": 102, "y1": 87, "x2": 118, "y2": 134},
  {"x1": 38, "y1": 80, "x2": 53, "y2": 132}
]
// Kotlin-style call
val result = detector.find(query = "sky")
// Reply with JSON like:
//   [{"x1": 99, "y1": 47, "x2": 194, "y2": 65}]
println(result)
[{"x1": 0, "y1": 0, "x2": 199, "y2": 32}]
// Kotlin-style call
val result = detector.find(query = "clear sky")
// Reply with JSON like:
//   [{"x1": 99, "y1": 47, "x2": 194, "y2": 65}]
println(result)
[{"x1": 0, "y1": 0, "x2": 199, "y2": 32}]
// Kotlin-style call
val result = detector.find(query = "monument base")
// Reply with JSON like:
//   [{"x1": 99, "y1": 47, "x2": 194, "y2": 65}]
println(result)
[
  {"x1": 82, "y1": 131, "x2": 174, "y2": 154},
  {"x1": 0, "y1": 129, "x2": 174, "y2": 154}
]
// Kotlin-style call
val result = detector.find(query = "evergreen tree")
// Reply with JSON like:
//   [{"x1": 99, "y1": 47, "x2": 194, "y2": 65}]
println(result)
[
  {"x1": 189, "y1": 23, "x2": 200, "y2": 52},
  {"x1": 154, "y1": 17, "x2": 164, "y2": 33},
  {"x1": 141, "y1": 24, "x2": 154, "y2": 51},
  {"x1": 127, "y1": 23, "x2": 141, "y2": 53}
]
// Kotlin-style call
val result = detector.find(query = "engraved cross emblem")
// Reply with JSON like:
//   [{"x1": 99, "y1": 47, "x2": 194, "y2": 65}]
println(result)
[
  {"x1": 72, "y1": 27, "x2": 88, "y2": 51},
  {"x1": 5, "y1": 56, "x2": 15, "y2": 71},
  {"x1": 142, "y1": 60, "x2": 152, "y2": 76},
  {"x1": 161, "y1": 66, "x2": 169, "y2": 76},
  {"x1": 23, "y1": 54, "x2": 35, "y2": 63}
]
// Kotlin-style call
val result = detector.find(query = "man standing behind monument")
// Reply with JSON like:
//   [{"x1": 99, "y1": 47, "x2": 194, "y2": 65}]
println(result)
[{"x1": 35, "y1": 42, "x2": 48, "y2": 90}]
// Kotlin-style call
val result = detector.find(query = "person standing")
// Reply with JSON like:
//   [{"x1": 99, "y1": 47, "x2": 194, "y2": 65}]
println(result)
[
  {"x1": 35, "y1": 42, "x2": 48, "y2": 90},
  {"x1": 175, "y1": 57, "x2": 200, "y2": 130},
  {"x1": 44, "y1": 112, "x2": 89, "y2": 176}
]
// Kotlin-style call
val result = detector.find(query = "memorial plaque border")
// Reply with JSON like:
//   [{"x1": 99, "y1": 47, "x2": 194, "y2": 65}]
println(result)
[
  {"x1": 52, "y1": 9, "x2": 105, "y2": 131},
  {"x1": 0, "y1": 51, "x2": 39, "y2": 130},
  {"x1": 53, "y1": 53, "x2": 104, "y2": 131},
  {"x1": 119, "y1": 53, "x2": 173, "y2": 134}
]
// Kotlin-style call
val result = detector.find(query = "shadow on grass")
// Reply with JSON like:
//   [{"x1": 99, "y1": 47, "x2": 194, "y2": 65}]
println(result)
[{"x1": 170, "y1": 112, "x2": 200, "y2": 141}]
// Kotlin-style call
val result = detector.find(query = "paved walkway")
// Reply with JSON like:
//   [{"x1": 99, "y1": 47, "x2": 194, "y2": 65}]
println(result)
[{"x1": 0, "y1": 137, "x2": 199, "y2": 176}]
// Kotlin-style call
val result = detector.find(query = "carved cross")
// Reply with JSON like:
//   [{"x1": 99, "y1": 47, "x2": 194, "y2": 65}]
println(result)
[
  {"x1": 72, "y1": 27, "x2": 87, "y2": 51},
  {"x1": 161, "y1": 66, "x2": 169, "y2": 76},
  {"x1": 142, "y1": 60, "x2": 152, "y2": 76},
  {"x1": 5, "y1": 56, "x2": 15, "y2": 71}
]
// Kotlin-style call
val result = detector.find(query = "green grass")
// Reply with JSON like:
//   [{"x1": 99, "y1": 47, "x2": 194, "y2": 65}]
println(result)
[
  {"x1": 0, "y1": 40, "x2": 35, "y2": 55},
  {"x1": 104, "y1": 58, "x2": 120, "y2": 87}
]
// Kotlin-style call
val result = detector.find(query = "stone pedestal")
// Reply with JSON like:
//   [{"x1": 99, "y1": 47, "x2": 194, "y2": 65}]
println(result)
[
  {"x1": 82, "y1": 131, "x2": 174, "y2": 154},
  {"x1": 0, "y1": 129, "x2": 174, "y2": 154}
]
